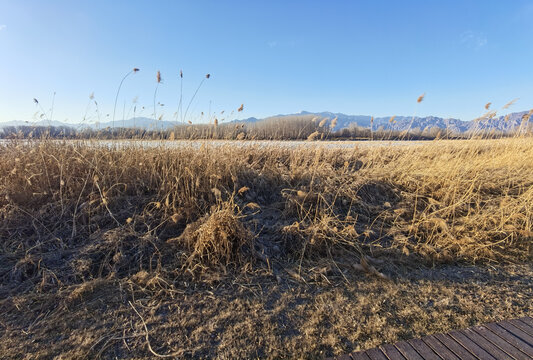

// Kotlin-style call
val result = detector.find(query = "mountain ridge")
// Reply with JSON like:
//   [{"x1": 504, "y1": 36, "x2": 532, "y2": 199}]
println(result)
[{"x1": 1, "y1": 110, "x2": 530, "y2": 133}]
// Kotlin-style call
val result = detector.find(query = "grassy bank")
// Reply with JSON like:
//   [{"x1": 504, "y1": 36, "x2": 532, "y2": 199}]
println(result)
[{"x1": 0, "y1": 138, "x2": 531, "y2": 358}]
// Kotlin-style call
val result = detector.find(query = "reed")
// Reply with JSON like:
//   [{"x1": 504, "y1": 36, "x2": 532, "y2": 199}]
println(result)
[{"x1": 112, "y1": 68, "x2": 139, "y2": 129}]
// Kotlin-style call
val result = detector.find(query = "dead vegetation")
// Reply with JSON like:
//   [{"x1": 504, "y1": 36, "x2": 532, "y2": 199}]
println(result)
[
  {"x1": 0, "y1": 138, "x2": 532, "y2": 358},
  {"x1": 169, "y1": 200, "x2": 254, "y2": 269}
]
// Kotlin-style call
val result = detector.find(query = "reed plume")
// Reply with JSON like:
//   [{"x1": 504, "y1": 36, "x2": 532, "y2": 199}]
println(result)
[
  {"x1": 330, "y1": 117, "x2": 338, "y2": 130},
  {"x1": 503, "y1": 98, "x2": 519, "y2": 109}
]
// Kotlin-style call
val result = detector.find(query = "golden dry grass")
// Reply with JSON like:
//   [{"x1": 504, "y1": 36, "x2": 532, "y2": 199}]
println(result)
[
  {"x1": 0, "y1": 138, "x2": 532, "y2": 358},
  {"x1": 0, "y1": 138, "x2": 531, "y2": 279}
]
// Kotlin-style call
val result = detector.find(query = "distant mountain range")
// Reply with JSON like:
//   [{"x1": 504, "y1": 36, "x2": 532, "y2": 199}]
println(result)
[
  {"x1": 0, "y1": 117, "x2": 178, "y2": 130},
  {"x1": 237, "y1": 110, "x2": 532, "y2": 133},
  {"x1": 1, "y1": 110, "x2": 530, "y2": 133}
]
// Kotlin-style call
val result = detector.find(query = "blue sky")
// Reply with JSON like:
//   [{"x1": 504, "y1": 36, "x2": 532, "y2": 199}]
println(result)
[{"x1": 1, "y1": 0, "x2": 532, "y2": 124}]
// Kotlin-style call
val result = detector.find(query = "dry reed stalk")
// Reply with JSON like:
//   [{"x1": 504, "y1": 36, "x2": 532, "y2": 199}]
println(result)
[
  {"x1": 112, "y1": 68, "x2": 139, "y2": 129},
  {"x1": 154, "y1": 71, "x2": 162, "y2": 131}
]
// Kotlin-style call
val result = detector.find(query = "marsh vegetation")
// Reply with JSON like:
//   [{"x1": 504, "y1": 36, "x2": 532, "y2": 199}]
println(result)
[{"x1": 0, "y1": 138, "x2": 531, "y2": 358}]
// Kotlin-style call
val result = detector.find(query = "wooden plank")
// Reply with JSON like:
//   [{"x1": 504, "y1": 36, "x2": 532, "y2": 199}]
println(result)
[
  {"x1": 421, "y1": 335, "x2": 460, "y2": 360},
  {"x1": 484, "y1": 323, "x2": 533, "y2": 357},
  {"x1": 509, "y1": 318, "x2": 533, "y2": 334},
  {"x1": 449, "y1": 330, "x2": 496, "y2": 359},
  {"x1": 350, "y1": 351, "x2": 371, "y2": 360},
  {"x1": 498, "y1": 321, "x2": 533, "y2": 345},
  {"x1": 519, "y1": 317, "x2": 533, "y2": 329},
  {"x1": 394, "y1": 341, "x2": 424, "y2": 360},
  {"x1": 472, "y1": 325, "x2": 530, "y2": 360},
  {"x1": 462, "y1": 328, "x2": 514, "y2": 360},
  {"x1": 334, "y1": 317, "x2": 533, "y2": 359},
  {"x1": 433, "y1": 333, "x2": 477, "y2": 360},
  {"x1": 379, "y1": 343, "x2": 406, "y2": 360},
  {"x1": 365, "y1": 347, "x2": 388, "y2": 360},
  {"x1": 406, "y1": 338, "x2": 440, "y2": 360}
]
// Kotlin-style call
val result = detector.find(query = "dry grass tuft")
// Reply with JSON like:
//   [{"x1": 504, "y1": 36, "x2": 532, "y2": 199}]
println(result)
[{"x1": 170, "y1": 201, "x2": 253, "y2": 268}]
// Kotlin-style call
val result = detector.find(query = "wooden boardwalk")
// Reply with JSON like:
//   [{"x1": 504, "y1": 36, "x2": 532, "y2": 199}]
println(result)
[{"x1": 334, "y1": 317, "x2": 533, "y2": 360}]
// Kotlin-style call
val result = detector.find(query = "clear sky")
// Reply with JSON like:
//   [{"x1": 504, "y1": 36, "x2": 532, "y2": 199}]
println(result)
[{"x1": 1, "y1": 0, "x2": 532, "y2": 124}]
